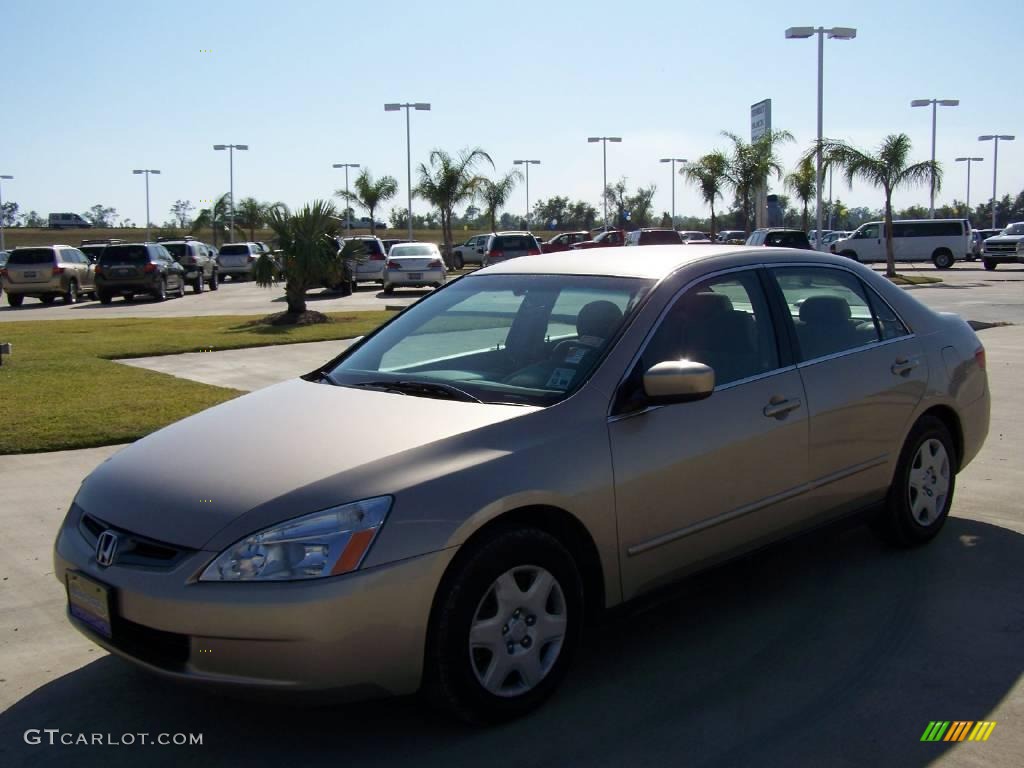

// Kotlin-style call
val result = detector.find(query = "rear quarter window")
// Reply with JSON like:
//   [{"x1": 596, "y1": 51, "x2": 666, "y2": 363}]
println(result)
[{"x1": 8, "y1": 249, "x2": 56, "y2": 265}]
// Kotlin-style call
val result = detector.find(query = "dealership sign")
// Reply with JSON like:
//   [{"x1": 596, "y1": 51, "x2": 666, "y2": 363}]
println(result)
[{"x1": 751, "y1": 99, "x2": 771, "y2": 141}]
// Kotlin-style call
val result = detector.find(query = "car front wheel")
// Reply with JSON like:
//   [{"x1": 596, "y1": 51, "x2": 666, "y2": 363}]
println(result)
[
  {"x1": 983, "y1": 259, "x2": 997, "y2": 271},
  {"x1": 209, "y1": 271, "x2": 219, "y2": 291},
  {"x1": 873, "y1": 415, "x2": 957, "y2": 547},
  {"x1": 425, "y1": 527, "x2": 582, "y2": 724},
  {"x1": 932, "y1": 250, "x2": 954, "y2": 269}
]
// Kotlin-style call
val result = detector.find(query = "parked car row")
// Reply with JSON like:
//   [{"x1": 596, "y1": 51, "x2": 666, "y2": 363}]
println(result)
[{"x1": 0, "y1": 237, "x2": 273, "y2": 307}]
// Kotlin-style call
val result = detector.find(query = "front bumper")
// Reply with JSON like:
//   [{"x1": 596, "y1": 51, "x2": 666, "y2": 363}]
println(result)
[
  {"x1": 981, "y1": 249, "x2": 1023, "y2": 264},
  {"x1": 54, "y1": 508, "x2": 455, "y2": 696}
]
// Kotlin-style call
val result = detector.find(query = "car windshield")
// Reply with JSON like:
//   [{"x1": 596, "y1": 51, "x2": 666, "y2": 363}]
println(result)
[
  {"x1": 1003, "y1": 223, "x2": 1024, "y2": 235},
  {"x1": 101, "y1": 245, "x2": 149, "y2": 264},
  {"x1": 327, "y1": 273, "x2": 653, "y2": 407},
  {"x1": 7, "y1": 248, "x2": 55, "y2": 265},
  {"x1": 390, "y1": 244, "x2": 435, "y2": 257}
]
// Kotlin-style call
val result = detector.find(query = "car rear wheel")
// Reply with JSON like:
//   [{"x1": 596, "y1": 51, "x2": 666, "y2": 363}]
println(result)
[
  {"x1": 983, "y1": 259, "x2": 997, "y2": 271},
  {"x1": 124, "y1": 294, "x2": 135, "y2": 303},
  {"x1": 453, "y1": 253, "x2": 464, "y2": 270},
  {"x1": 425, "y1": 527, "x2": 582, "y2": 724},
  {"x1": 209, "y1": 271, "x2": 219, "y2": 291},
  {"x1": 176, "y1": 278, "x2": 186, "y2": 298},
  {"x1": 98, "y1": 292, "x2": 112, "y2": 305},
  {"x1": 193, "y1": 273, "x2": 205, "y2": 294},
  {"x1": 153, "y1": 278, "x2": 167, "y2": 302},
  {"x1": 873, "y1": 415, "x2": 956, "y2": 547},
  {"x1": 383, "y1": 284, "x2": 394, "y2": 294},
  {"x1": 63, "y1": 279, "x2": 80, "y2": 304},
  {"x1": 7, "y1": 293, "x2": 23, "y2": 307},
  {"x1": 931, "y1": 249, "x2": 954, "y2": 269}
]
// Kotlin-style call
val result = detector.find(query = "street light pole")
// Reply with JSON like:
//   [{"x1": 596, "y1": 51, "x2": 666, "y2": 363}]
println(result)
[
  {"x1": 385, "y1": 102, "x2": 430, "y2": 241},
  {"x1": 512, "y1": 159, "x2": 540, "y2": 230},
  {"x1": 911, "y1": 99, "x2": 960, "y2": 217},
  {"x1": 588, "y1": 137, "x2": 622, "y2": 230},
  {"x1": 332, "y1": 163, "x2": 361, "y2": 231},
  {"x1": 213, "y1": 144, "x2": 248, "y2": 243},
  {"x1": 954, "y1": 157, "x2": 984, "y2": 221},
  {"x1": 659, "y1": 158, "x2": 688, "y2": 226},
  {"x1": 0, "y1": 175, "x2": 12, "y2": 251},
  {"x1": 132, "y1": 169, "x2": 161, "y2": 242},
  {"x1": 978, "y1": 135, "x2": 1015, "y2": 228},
  {"x1": 785, "y1": 25, "x2": 856, "y2": 248}
]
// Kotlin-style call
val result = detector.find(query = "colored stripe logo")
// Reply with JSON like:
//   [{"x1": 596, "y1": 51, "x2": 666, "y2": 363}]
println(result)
[{"x1": 921, "y1": 721, "x2": 996, "y2": 742}]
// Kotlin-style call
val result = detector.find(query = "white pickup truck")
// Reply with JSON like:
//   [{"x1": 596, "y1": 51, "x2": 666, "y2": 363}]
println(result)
[{"x1": 980, "y1": 222, "x2": 1024, "y2": 270}]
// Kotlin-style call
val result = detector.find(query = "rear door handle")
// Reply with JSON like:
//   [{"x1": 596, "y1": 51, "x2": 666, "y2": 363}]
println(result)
[
  {"x1": 891, "y1": 357, "x2": 920, "y2": 376},
  {"x1": 763, "y1": 397, "x2": 802, "y2": 419}
]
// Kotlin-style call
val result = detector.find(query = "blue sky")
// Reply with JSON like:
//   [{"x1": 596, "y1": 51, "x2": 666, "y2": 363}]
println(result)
[{"x1": 3, "y1": 0, "x2": 1022, "y2": 226}]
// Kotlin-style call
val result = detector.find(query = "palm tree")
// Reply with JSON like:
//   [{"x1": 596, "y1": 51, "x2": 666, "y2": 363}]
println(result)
[
  {"x1": 190, "y1": 193, "x2": 232, "y2": 246},
  {"x1": 683, "y1": 151, "x2": 730, "y2": 240},
  {"x1": 479, "y1": 170, "x2": 522, "y2": 231},
  {"x1": 785, "y1": 156, "x2": 817, "y2": 233},
  {"x1": 813, "y1": 134, "x2": 938, "y2": 278},
  {"x1": 723, "y1": 129, "x2": 794, "y2": 235},
  {"x1": 416, "y1": 147, "x2": 494, "y2": 258},
  {"x1": 252, "y1": 200, "x2": 358, "y2": 317},
  {"x1": 335, "y1": 170, "x2": 398, "y2": 235},
  {"x1": 233, "y1": 198, "x2": 289, "y2": 242}
]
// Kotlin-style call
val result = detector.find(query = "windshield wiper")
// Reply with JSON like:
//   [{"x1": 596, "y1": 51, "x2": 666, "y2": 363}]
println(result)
[{"x1": 352, "y1": 380, "x2": 482, "y2": 403}]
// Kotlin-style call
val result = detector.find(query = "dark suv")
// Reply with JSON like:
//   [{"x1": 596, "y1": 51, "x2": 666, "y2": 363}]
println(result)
[
  {"x1": 624, "y1": 229, "x2": 683, "y2": 246},
  {"x1": 158, "y1": 237, "x2": 220, "y2": 292},
  {"x1": 745, "y1": 229, "x2": 812, "y2": 249},
  {"x1": 95, "y1": 243, "x2": 187, "y2": 303}
]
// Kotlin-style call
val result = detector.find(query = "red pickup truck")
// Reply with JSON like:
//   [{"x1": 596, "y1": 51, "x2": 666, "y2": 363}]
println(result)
[
  {"x1": 541, "y1": 231, "x2": 590, "y2": 253},
  {"x1": 570, "y1": 229, "x2": 625, "y2": 250}
]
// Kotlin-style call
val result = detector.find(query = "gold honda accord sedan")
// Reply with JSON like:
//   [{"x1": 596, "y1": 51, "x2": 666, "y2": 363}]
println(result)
[{"x1": 54, "y1": 245, "x2": 989, "y2": 723}]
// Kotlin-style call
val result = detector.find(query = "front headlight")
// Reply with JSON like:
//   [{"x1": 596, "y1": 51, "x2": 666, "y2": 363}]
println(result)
[
  {"x1": 1016, "y1": 242, "x2": 1024, "y2": 253},
  {"x1": 199, "y1": 496, "x2": 392, "y2": 582}
]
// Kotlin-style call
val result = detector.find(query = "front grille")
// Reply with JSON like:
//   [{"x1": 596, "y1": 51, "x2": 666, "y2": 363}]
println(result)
[
  {"x1": 78, "y1": 511, "x2": 192, "y2": 569},
  {"x1": 984, "y1": 242, "x2": 1019, "y2": 255}
]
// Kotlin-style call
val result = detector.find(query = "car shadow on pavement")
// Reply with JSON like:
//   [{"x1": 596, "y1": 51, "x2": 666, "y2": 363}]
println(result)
[{"x1": 1, "y1": 517, "x2": 1021, "y2": 768}]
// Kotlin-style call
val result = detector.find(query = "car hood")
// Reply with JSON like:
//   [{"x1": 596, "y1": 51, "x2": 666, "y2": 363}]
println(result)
[
  {"x1": 74, "y1": 378, "x2": 536, "y2": 550},
  {"x1": 984, "y1": 234, "x2": 1023, "y2": 244}
]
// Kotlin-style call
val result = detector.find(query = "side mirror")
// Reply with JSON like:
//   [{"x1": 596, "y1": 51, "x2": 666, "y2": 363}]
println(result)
[{"x1": 642, "y1": 360, "x2": 715, "y2": 404}]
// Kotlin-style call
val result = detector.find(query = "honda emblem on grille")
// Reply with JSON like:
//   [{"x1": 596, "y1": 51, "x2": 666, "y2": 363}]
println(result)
[{"x1": 95, "y1": 531, "x2": 119, "y2": 567}]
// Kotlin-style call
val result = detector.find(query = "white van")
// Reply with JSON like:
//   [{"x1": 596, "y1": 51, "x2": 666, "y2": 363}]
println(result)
[
  {"x1": 830, "y1": 218, "x2": 970, "y2": 269},
  {"x1": 48, "y1": 213, "x2": 93, "y2": 229}
]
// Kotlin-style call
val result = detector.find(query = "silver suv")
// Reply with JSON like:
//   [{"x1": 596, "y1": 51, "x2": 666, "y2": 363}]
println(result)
[
  {"x1": 1, "y1": 245, "x2": 96, "y2": 306},
  {"x1": 158, "y1": 237, "x2": 220, "y2": 292},
  {"x1": 481, "y1": 232, "x2": 541, "y2": 267},
  {"x1": 216, "y1": 242, "x2": 266, "y2": 281}
]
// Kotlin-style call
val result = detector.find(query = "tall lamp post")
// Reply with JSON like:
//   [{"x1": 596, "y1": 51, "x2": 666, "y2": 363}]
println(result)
[
  {"x1": 911, "y1": 98, "x2": 959, "y2": 218},
  {"x1": 785, "y1": 25, "x2": 857, "y2": 248},
  {"x1": 512, "y1": 159, "x2": 540, "y2": 230},
  {"x1": 978, "y1": 135, "x2": 1015, "y2": 228},
  {"x1": 384, "y1": 102, "x2": 430, "y2": 241},
  {"x1": 587, "y1": 137, "x2": 622, "y2": 230},
  {"x1": 0, "y1": 175, "x2": 13, "y2": 251},
  {"x1": 954, "y1": 157, "x2": 983, "y2": 220},
  {"x1": 213, "y1": 144, "x2": 248, "y2": 243},
  {"x1": 332, "y1": 163, "x2": 360, "y2": 231},
  {"x1": 132, "y1": 169, "x2": 160, "y2": 242},
  {"x1": 659, "y1": 157, "x2": 688, "y2": 227}
]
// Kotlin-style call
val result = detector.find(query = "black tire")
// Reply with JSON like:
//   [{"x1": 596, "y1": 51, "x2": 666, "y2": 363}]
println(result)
[
  {"x1": 98, "y1": 292, "x2": 112, "y2": 305},
  {"x1": 176, "y1": 277, "x2": 186, "y2": 298},
  {"x1": 425, "y1": 527, "x2": 583, "y2": 724},
  {"x1": 7, "y1": 293, "x2": 23, "y2": 307},
  {"x1": 873, "y1": 415, "x2": 957, "y2": 547},
  {"x1": 193, "y1": 273, "x2": 205, "y2": 294},
  {"x1": 983, "y1": 259, "x2": 997, "y2": 271},
  {"x1": 453, "y1": 253, "x2": 464, "y2": 270},
  {"x1": 840, "y1": 250, "x2": 859, "y2": 262},
  {"x1": 209, "y1": 270, "x2": 219, "y2": 291},
  {"x1": 63, "y1": 280, "x2": 80, "y2": 304},
  {"x1": 383, "y1": 284, "x2": 394, "y2": 295},
  {"x1": 932, "y1": 250, "x2": 954, "y2": 270},
  {"x1": 124, "y1": 294, "x2": 135, "y2": 303},
  {"x1": 153, "y1": 278, "x2": 167, "y2": 302},
  {"x1": 40, "y1": 295, "x2": 56, "y2": 305}
]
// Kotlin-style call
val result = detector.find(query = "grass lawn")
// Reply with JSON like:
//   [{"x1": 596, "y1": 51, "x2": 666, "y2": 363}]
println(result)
[{"x1": 0, "y1": 312, "x2": 393, "y2": 454}]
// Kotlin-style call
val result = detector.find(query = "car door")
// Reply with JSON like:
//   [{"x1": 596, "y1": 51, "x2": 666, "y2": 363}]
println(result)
[
  {"x1": 608, "y1": 267, "x2": 810, "y2": 600},
  {"x1": 767, "y1": 264, "x2": 928, "y2": 518},
  {"x1": 74, "y1": 249, "x2": 95, "y2": 289}
]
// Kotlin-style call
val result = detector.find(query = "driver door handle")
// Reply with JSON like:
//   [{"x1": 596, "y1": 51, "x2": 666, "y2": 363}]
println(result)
[{"x1": 763, "y1": 397, "x2": 802, "y2": 419}]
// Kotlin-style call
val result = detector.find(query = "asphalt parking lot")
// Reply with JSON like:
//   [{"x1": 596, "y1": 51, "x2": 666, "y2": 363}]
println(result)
[{"x1": 0, "y1": 264, "x2": 1021, "y2": 767}]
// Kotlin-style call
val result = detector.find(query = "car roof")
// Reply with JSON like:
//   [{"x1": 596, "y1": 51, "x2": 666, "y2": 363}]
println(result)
[{"x1": 481, "y1": 244, "x2": 855, "y2": 279}]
